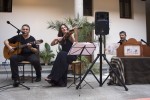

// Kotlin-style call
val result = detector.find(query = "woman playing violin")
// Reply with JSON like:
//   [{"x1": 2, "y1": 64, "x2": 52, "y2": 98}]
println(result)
[{"x1": 45, "y1": 24, "x2": 78, "y2": 87}]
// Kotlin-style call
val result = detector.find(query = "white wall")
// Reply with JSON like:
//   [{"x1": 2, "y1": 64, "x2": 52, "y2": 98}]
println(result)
[
  {"x1": 93, "y1": 0, "x2": 146, "y2": 43},
  {"x1": 92, "y1": 0, "x2": 146, "y2": 61},
  {"x1": 0, "y1": 0, "x2": 74, "y2": 63},
  {"x1": 0, "y1": 0, "x2": 146, "y2": 63}
]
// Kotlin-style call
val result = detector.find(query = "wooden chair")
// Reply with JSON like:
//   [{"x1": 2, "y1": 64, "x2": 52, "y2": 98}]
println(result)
[
  {"x1": 67, "y1": 60, "x2": 81, "y2": 88},
  {"x1": 19, "y1": 45, "x2": 40, "y2": 83},
  {"x1": 19, "y1": 61, "x2": 34, "y2": 83}
]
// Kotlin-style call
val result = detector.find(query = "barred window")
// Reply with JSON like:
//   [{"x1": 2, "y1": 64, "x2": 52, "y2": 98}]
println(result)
[
  {"x1": 0, "y1": 0, "x2": 12, "y2": 12},
  {"x1": 119, "y1": 0, "x2": 132, "y2": 18},
  {"x1": 83, "y1": 0, "x2": 93, "y2": 16}
]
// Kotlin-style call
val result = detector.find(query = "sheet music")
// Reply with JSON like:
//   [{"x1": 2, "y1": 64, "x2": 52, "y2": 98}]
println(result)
[
  {"x1": 68, "y1": 42, "x2": 96, "y2": 56},
  {"x1": 105, "y1": 43, "x2": 120, "y2": 55}
]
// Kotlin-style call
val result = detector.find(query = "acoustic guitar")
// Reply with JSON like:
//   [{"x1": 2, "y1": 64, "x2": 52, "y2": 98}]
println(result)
[{"x1": 3, "y1": 39, "x2": 43, "y2": 59}]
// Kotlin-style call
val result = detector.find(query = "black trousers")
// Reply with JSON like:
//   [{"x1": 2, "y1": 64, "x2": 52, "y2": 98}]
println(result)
[
  {"x1": 48, "y1": 51, "x2": 77, "y2": 86},
  {"x1": 9, "y1": 54, "x2": 41, "y2": 80}
]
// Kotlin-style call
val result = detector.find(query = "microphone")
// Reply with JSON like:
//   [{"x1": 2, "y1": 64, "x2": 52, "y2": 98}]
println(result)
[
  {"x1": 6, "y1": 21, "x2": 25, "y2": 34},
  {"x1": 7, "y1": 21, "x2": 25, "y2": 34},
  {"x1": 141, "y1": 39, "x2": 149, "y2": 45},
  {"x1": 7, "y1": 21, "x2": 10, "y2": 24},
  {"x1": 118, "y1": 40, "x2": 123, "y2": 45},
  {"x1": 21, "y1": 32, "x2": 25, "y2": 34}
]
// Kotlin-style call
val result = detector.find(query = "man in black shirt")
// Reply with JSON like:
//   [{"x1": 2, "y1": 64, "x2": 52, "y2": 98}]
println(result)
[
  {"x1": 118, "y1": 31, "x2": 127, "y2": 45},
  {"x1": 4, "y1": 24, "x2": 41, "y2": 87}
]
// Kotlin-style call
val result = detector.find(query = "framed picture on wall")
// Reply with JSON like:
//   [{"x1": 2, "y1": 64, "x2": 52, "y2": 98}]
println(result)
[{"x1": 124, "y1": 45, "x2": 141, "y2": 56}]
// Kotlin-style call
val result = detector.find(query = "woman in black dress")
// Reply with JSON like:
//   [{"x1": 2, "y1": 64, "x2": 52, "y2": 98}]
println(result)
[{"x1": 45, "y1": 24, "x2": 78, "y2": 87}]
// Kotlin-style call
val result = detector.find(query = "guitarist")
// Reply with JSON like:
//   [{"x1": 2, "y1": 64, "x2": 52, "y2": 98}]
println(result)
[{"x1": 4, "y1": 24, "x2": 41, "y2": 87}]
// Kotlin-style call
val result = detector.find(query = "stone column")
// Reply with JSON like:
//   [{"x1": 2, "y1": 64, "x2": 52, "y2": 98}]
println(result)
[{"x1": 74, "y1": 0, "x2": 83, "y2": 18}]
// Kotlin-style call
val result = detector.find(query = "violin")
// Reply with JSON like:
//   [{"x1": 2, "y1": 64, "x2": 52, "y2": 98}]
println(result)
[
  {"x1": 62, "y1": 27, "x2": 82, "y2": 39},
  {"x1": 59, "y1": 27, "x2": 81, "y2": 44},
  {"x1": 59, "y1": 30, "x2": 74, "y2": 44}
]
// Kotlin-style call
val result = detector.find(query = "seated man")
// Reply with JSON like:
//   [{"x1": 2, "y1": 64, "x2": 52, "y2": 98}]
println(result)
[
  {"x1": 107, "y1": 31, "x2": 127, "y2": 85},
  {"x1": 118, "y1": 31, "x2": 127, "y2": 45},
  {"x1": 4, "y1": 24, "x2": 41, "y2": 87}
]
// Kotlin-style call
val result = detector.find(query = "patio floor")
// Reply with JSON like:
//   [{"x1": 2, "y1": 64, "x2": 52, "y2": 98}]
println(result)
[{"x1": 0, "y1": 65, "x2": 150, "y2": 100}]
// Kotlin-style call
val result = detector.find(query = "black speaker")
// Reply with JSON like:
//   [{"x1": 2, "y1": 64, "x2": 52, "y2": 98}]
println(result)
[{"x1": 95, "y1": 12, "x2": 109, "y2": 35}]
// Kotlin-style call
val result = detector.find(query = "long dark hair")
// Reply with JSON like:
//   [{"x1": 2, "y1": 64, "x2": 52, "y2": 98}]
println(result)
[{"x1": 58, "y1": 24, "x2": 69, "y2": 37}]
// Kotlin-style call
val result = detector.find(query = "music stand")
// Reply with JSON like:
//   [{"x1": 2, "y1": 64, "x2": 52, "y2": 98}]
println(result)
[{"x1": 67, "y1": 42, "x2": 98, "y2": 89}]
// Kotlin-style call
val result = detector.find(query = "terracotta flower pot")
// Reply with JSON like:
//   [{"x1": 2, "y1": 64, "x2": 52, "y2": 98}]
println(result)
[{"x1": 71, "y1": 62, "x2": 85, "y2": 75}]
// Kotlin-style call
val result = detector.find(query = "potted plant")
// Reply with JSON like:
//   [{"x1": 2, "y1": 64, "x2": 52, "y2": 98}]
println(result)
[{"x1": 39, "y1": 43, "x2": 55, "y2": 65}]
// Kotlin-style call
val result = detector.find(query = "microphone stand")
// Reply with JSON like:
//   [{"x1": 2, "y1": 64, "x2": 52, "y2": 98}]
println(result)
[
  {"x1": 141, "y1": 39, "x2": 150, "y2": 47},
  {"x1": 0, "y1": 21, "x2": 30, "y2": 90}
]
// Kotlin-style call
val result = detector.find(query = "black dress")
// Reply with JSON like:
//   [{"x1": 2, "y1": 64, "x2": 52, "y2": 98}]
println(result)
[{"x1": 48, "y1": 39, "x2": 77, "y2": 86}]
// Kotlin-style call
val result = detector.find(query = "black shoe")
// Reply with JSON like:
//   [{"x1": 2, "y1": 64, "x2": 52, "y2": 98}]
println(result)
[
  {"x1": 35, "y1": 77, "x2": 41, "y2": 82},
  {"x1": 13, "y1": 80, "x2": 20, "y2": 87}
]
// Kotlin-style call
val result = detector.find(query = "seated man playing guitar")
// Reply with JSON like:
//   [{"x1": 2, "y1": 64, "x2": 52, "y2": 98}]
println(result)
[{"x1": 4, "y1": 24, "x2": 42, "y2": 87}]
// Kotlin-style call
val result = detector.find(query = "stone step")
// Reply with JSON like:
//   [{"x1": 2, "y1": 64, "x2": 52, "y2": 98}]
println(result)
[
  {"x1": 0, "y1": 64, "x2": 51, "y2": 74},
  {"x1": 0, "y1": 63, "x2": 109, "y2": 74}
]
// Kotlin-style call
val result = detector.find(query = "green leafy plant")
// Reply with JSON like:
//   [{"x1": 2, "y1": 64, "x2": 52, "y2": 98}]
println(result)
[
  {"x1": 47, "y1": 20, "x2": 63, "y2": 31},
  {"x1": 40, "y1": 43, "x2": 55, "y2": 65},
  {"x1": 65, "y1": 17, "x2": 95, "y2": 42},
  {"x1": 47, "y1": 17, "x2": 95, "y2": 42},
  {"x1": 77, "y1": 56, "x2": 90, "y2": 68}
]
